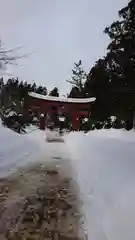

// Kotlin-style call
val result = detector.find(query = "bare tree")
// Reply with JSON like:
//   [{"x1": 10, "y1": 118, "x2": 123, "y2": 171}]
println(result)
[
  {"x1": 0, "y1": 39, "x2": 31, "y2": 107},
  {"x1": 0, "y1": 40, "x2": 31, "y2": 70}
]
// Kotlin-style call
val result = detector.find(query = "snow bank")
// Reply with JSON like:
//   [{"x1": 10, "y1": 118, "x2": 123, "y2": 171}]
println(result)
[
  {"x1": 0, "y1": 126, "x2": 43, "y2": 177},
  {"x1": 65, "y1": 130, "x2": 135, "y2": 240},
  {"x1": 1, "y1": 120, "x2": 135, "y2": 239},
  {"x1": 0, "y1": 122, "x2": 67, "y2": 178}
]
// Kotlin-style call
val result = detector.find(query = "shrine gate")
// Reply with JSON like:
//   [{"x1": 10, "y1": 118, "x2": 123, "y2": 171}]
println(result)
[{"x1": 27, "y1": 92, "x2": 96, "y2": 131}]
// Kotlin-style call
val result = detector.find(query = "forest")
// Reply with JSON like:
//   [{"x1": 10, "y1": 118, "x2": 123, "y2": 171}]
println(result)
[{"x1": 0, "y1": 0, "x2": 135, "y2": 132}]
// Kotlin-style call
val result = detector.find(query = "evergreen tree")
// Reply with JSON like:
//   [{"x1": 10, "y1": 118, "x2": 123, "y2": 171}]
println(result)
[
  {"x1": 84, "y1": 58, "x2": 113, "y2": 120},
  {"x1": 68, "y1": 86, "x2": 81, "y2": 98},
  {"x1": 49, "y1": 87, "x2": 59, "y2": 97},
  {"x1": 104, "y1": 0, "x2": 135, "y2": 122},
  {"x1": 0, "y1": 77, "x2": 49, "y2": 133},
  {"x1": 67, "y1": 60, "x2": 87, "y2": 98},
  {"x1": 83, "y1": 0, "x2": 135, "y2": 127},
  {"x1": 36, "y1": 85, "x2": 47, "y2": 95}
]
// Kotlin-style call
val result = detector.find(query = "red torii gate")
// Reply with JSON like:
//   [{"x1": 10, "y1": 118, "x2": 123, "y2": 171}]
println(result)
[{"x1": 27, "y1": 92, "x2": 96, "y2": 131}]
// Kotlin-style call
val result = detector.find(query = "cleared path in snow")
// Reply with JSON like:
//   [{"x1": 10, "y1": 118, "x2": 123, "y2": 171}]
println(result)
[
  {"x1": 0, "y1": 127, "x2": 85, "y2": 239},
  {"x1": 2, "y1": 124, "x2": 135, "y2": 240}
]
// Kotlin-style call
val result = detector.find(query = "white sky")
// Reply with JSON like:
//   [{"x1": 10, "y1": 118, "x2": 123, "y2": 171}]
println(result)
[{"x1": 0, "y1": 0, "x2": 128, "y2": 95}]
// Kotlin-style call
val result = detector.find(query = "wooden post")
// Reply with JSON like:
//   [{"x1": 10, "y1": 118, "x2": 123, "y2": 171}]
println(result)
[
  {"x1": 39, "y1": 113, "x2": 45, "y2": 130},
  {"x1": 73, "y1": 111, "x2": 79, "y2": 131}
]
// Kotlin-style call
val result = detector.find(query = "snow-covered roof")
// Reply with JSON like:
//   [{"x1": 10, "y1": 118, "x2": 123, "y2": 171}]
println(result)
[{"x1": 28, "y1": 92, "x2": 96, "y2": 104}]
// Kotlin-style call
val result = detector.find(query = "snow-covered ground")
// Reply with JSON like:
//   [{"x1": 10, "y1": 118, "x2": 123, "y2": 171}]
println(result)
[
  {"x1": 0, "y1": 122, "x2": 135, "y2": 240},
  {"x1": 66, "y1": 130, "x2": 135, "y2": 240},
  {"x1": 0, "y1": 123, "x2": 67, "y2": 177}
]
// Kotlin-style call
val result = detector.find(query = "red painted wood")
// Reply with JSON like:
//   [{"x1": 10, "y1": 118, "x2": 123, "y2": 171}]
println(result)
[
  {"x1": 39, "y1": 115, "x2": 45, "y2": 130},
  {"x1": 79, "y1": 111, "x2": 89, "y2": 116},
  {"x1": 73, "y1": 111, "x2": 79, "y2": 131},
  {"x1": 28, "y1": 96, "x2": 90, "y2": 110},
  {"x1": 27, "y1": 96, "x2": 91, "y2": 130}
]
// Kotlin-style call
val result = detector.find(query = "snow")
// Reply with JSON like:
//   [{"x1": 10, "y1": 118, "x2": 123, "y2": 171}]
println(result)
[
  {"x1": 65, "y1": 130, "x2": 135, "y2": 240},
  {"x1": 1, "y1": 120, "x2": 135, "y2": 239},
  {"x1": 28, "y1": 91, "x2": 96, "y2": 103},
  {"x1": 0, "y1": 122, "x2": 67, "y2": 178}
]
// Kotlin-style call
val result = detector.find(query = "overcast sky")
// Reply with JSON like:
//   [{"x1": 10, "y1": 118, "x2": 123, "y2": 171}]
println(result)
[{"x1": 0, "y1": 0, "x2": 128, "y2": 95}]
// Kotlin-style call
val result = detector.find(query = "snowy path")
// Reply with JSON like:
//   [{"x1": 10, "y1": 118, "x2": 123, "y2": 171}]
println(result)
[
  {"x1": 0, "y1": 127, "x2": 85, "y2": 239},
  {"x1": 0, "y1": 155, "x2": 83, "y2": 239},
  {"x1": 1, "y1": 124, "x2": 135, "y2": 239}
]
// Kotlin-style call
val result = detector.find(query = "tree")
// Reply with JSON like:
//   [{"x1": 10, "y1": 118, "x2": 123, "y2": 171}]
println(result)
[
  {"x1": 83, "y1": 0, "x2": 135, "y2": 127},
  {"x1": 49, "y1": 87, "x2": 59, "y2": 97},
  {"x1": 0, "y1": 40, "x2": 30, "y2": 70},
  {"x1": 68, "y1": 86, "x2": 81, "y2": 98},
  {"x1": 0, "y1": 77, "x2": 49, "y2": 133},
  {"x1": 36, "y1": 85, "x2": 47, "y2": 95},
  {"x1": 67, "y1": 60, "x2": 87, "y2": 97},
  {"x1": 84, "y1": 58, "x2": 113, "y2": 120},
  {"x1": 104, "y1": 0, "x2": 135, "y2": 122}
]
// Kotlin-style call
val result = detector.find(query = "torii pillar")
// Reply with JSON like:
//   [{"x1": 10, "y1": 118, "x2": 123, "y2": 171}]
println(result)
[{"x1": 73, "y1": 111, "x2": 79, "y2": 131}]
